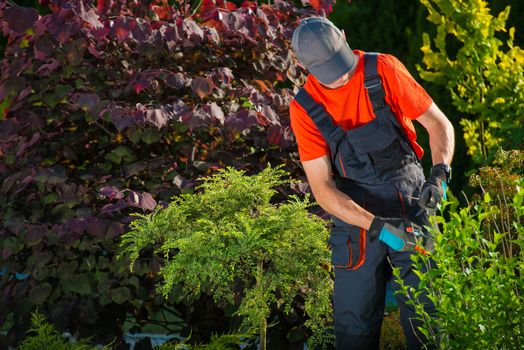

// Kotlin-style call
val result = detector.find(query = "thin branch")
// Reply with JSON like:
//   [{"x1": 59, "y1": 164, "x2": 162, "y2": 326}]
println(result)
[{"x1": 93, "y1": 120, "x2": 115, "y2": 137}]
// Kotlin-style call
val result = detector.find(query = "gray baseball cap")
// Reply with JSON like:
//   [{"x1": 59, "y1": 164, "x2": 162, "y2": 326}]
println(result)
[{"x1": 291, "y1": 17, "x2": 356, "y2": 85}]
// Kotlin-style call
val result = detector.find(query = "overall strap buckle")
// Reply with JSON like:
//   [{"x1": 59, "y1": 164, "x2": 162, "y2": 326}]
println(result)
[{"x1": 363, "y1": 53, "x2": 388, "y2": 111}]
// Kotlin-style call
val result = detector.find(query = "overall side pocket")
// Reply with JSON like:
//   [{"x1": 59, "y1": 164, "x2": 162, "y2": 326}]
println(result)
[{"x1": 329, "y1": 226, "x2": 367, "y2": 270}]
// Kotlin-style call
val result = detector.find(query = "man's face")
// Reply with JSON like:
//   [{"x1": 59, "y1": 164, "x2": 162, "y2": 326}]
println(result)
[{"x1": 321, "y1": 71, "x2": 351, "y2": 89}]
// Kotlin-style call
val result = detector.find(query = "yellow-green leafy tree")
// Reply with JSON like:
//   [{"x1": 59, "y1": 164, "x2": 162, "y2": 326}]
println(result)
[{"x1": 418, "y1": 0, "x2": 524, "y2": 163}]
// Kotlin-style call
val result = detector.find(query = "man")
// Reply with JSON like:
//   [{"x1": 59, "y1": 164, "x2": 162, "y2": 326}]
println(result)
[{"x1": 289, "y1": 17, "x2": 454, "y2": 349}]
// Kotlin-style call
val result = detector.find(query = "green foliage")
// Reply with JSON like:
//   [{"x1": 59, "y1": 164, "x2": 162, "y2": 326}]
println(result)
[
  {"x1": 394, "y1": 179, "x2": 524, "y2": 349},
  {"x1": 154, "y1": 333, "x2": 253, "y2": 350},
  {"x1": 418, "y1": 0, "x2": 524, "y2": 163},
  {"x1": 330, "y1": 0, "x2": 430, "y2": 75},
  {"x1": 469, "y1": 149, "x2": 524, "y2": 199},
  {"x1": 0, "y1": 0, "x2": 322, "y2": 345},
  {"x1": 19, "y1": 312, "x2": 110, "y2": 350},
  {"x1": 118, "y1": 166, "x2": 334, "y2": 348},
  {"x1": 380, "y1": 310, "x2": 407, "y2": 350}
]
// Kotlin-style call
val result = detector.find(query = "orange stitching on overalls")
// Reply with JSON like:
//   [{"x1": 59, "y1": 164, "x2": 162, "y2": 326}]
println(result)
[
  {"x1": 334, "y1": 228, "x2": 366, "y2": 270},
  {"x1": 333, "y1": 200, "x2": 367, "y2": 270},
  {"x1": 349, "y1": 228, "x2": 366, "y2": 270},
  {"x1": 338, "y1": 154, "x2": 347, "y2": 177},
  {"x1": 397, "y1": 190, "x2": 406, "y2": 218},
  {"x1": 347, "y1": 239, "x2": 353, "y2": 268}
]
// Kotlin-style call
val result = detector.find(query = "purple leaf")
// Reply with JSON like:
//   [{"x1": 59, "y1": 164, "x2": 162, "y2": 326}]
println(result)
[
  {"x1": 67, "y1": 218, "x2": 88, "y2": 234},
  {"x1": 139, "y1": 192, "x2": 157, "y2": 211},
  {"x1": 204, "y1": 26, "x2": 220, "y2": 45},
  {"x1": 182, "y1": 19, "x2": 204, "y2": 46},
  {"x1": 291, "y1": 181, "x2": 310, "y2": 195},
  {"x1": 26, "y1": 225, "x2": 47, "y2": 242},
  {"x1": 129, "y1": 19, "x2": 151, "y2": 43},
  {"x1": 99, "y1": 186, "x2": 124, "y2": 200},
  {"x1": 64, "y1": 40, "x2": 84, "y2": 66},
  {"x1": 222, "y1": 12, "x2": 247, "y2": 31},
  {"x1": 101, "y1": 199, "x2": 127, "y2": 213},
  {"x1": 166, "y1": 73, "x2": 186, "y2": 90},
  {"x1": 225, "y1": 109, "x2": 258, "y2": 131},
  {"x1": 15, "y1": 132, "x2": 40, "y2": 157},
  {"x1": 34, "y1": 35, "x2": 54, "y2": 60},
  {"x1": 16, "y1": 86, "x2": 32, "y2": 101},
  {"x1": 191, "y1": 77, "x2": 214, "y2": 99},
  {"x1": 87, "y1": 43, "x2": 101, "y2": 58},
  {"x1": 35, "y1": 59, "x2": 61, "y2": 77},
  {"x1": 109, "y1": 107, "x2": 137, "y2": 132},
  {"x1": 173, "y1": 175, "x2": 192, "y2": 189},
  {"x1": 211, "y1": 67, "x2": 234, "y2": 86},
  {"x1": 78, "y1": 93, "x2": 101, "y2": 113},
  {"x1": 77, "y1": 1, "x2": 103, "y2": 29},
  {"x1": 127, "y1": 191, "x2": 157, "y2": 211},
  {"x1": 193, "y1": 161, "x2": 210, "y2": 172},
  {"x1": 105, "y1": 222, "x2": 124, "y2": 239},
  {"x1": 163, "y1": 25, "x2": 182, "y2": 50},
  {"x1": 267, "y1": 125, "x2": 283, "y2": 145},
  {"x1": 4, "y1": 6, "x2": 39, "y2": 34},
  {"x1": 7, "y1": 58, "x2": 32, "y2": 79},
  {"x1": 145, "y1": 108, "x2": 168, "y2": 129},
  {"x1": 163, "y1": 25, "x2": 181, "y2": 42},
  {"x1": 92, "y1": 26, "x2": 110, "y2": 40},
  {"x1": 112, "y1": 17, "x2": 130, "y2": 42},
  {"x1": 85, "y1": 217, "x2": 107, "y2": 238},
  {"x1": 208, "y1": 102, "x2": 225, "y2": 124},
  {"x1": 163, "y1": 101, "x2": 190, "y2": 121},
  {"x1": 180, "y1": 108, "x2": 210, "y2": 130}
]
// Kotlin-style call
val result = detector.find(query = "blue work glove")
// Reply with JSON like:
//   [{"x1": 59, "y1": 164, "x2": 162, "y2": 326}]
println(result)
[
  {"x1": 418, "y1": 164, "x2": 450, "y2": 210},
  {"x1": 368, "y1": 217, "x2": 428, "y2": 252}
]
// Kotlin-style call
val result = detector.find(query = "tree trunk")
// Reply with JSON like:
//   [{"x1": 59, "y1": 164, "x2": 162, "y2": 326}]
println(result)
[{"x1": 256, "y1": 260, "x2": 267, "y2": 350}]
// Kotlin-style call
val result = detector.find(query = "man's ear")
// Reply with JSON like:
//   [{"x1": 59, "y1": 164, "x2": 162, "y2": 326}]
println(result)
[{"x1": 342, "y1": 29, "x2": 346, "y2": 41}]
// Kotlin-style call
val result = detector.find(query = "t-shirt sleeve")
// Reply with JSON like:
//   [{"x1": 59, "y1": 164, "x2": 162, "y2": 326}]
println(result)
[
  {"x1": 378, "y1": 54, "x2": 432, "y2": 120},
  {"x1": 289, "y1": 100, "x2": 330, "y2": 162}
]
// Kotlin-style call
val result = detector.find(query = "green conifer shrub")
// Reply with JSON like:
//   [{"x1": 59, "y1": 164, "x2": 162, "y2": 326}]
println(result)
[
  {"x1": 19, "y1": 312, "x2": 110, "y2": 350},
  {"x1": 118, "y1": 166, "x2": 334, "y2": 349}
]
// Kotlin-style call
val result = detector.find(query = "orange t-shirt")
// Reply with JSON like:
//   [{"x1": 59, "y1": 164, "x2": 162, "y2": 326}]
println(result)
[{"x1": 289, "y1": 50, "x2": 432, "y2": 162}]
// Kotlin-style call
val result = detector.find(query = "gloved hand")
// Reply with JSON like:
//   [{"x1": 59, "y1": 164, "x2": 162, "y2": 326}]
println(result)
[
  {"x1": 418, "y1": 163, "x2": 450, "y2": 210},
  {"x1": 368, "y1": 216, "x2": 430, "y2": 252}
]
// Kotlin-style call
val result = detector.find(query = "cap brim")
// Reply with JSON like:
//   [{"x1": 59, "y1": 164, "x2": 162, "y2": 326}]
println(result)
[{"x1": 308, "y1": 44, "x2": 356, "y2": 85}]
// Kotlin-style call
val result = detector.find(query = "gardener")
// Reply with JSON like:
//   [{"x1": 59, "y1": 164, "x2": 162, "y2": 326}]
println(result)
[{"x1": 289, "y1": 17, "x2": 454, "y2": 350}]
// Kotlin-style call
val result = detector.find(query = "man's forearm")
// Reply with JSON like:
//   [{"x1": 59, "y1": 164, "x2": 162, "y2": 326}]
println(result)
[
  {"x1": 417, "y1": 103, "x2": 455, "y2": 166},
  {"x1": 312, "y1": 181, "x2": 375, "y2": 230},
  {"x1": 428, "y1": 118, "x2": 454, "y2": 165}
]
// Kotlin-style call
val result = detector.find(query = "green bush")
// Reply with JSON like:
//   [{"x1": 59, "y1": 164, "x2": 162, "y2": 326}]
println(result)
[
  {"x1": 18, "y1": 311, "x2": 248, "y2": 350},
  {"x1": 118, "y1": 166, "x2": 334, "y2": 349},
  {"x1": 380, "y1": 310, "x2": 407, "y2": 350},
  {"x1": 418, "y1": 0, "x2": 524, "y2": 163},
  {"x1": 395, "y1": 179, "x2": 524, "y2": 349},
  {"x1": 19, "y1": 312, "x2": 110, "y2": 350}
]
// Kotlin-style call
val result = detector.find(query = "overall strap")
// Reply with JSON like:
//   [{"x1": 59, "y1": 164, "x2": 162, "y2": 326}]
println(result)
[
  {"x1": 363, "y1": 52, "x2": 390, "y2": 119},
  {"x1": 363, "y1": 53, "x2": 413, "y2": 146},
  {"x1": 294, "y1": 88, "x2": 346, "y2": 145}
]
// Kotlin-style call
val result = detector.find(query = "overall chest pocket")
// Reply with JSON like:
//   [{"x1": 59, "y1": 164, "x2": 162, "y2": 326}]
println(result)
[{"x1": 332, "y1": 119, "x2": 399, "y2": 184}]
